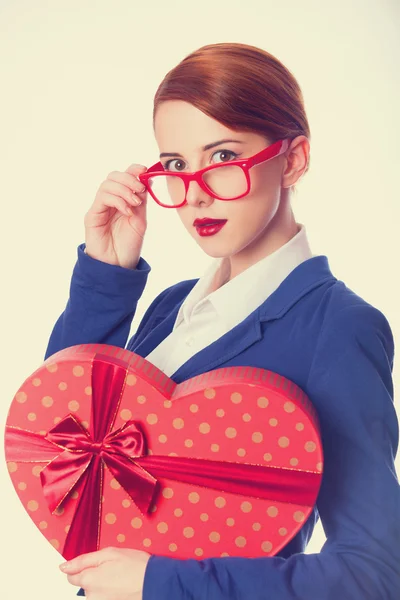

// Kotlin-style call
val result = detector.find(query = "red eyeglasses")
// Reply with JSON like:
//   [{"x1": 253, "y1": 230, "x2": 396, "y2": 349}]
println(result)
[{"x1": 138, "y1": 138, "x2": 291, "y2": 208}]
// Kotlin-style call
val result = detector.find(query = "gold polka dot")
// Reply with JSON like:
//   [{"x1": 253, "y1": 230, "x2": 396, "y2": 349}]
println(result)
[
  {"x1": 189, "y1": 492, "x2": 200, "y2": 504},
  {"x1": 290, "y1": 457, "x2": 299, "y2": 466},
  {"x1": 173, "y1": 418, "x2": 184, "y2": 429},
  {"x1": 73, "y1": 365, "x2": 84, "y2": 377},
  {"x1": 215, "y1": 497, "x2": 226, "y2": 508},
  {"x1": 84, "y1": 386, "x2": 92, "y2": 395},
  {"x1": 269, "y1": 418, "x2": 278, "y2": 427},
  {"x1": 195, "y1": 548, "x2": 203, "y2": 556},
  {"x1": 126, "y1": 374, "x2": 137, "y2": 386},
  {"x1": 294, "y1": 511, "x2": 305, "y2": 523},
  {"x1": 169, "y1": 543, "x2": 177, "y2": 552},
  {"x1": 131, "y1": 517, "x2": 143, "y2": 529},
  {"x1": 279, "y1": 527, "x2": 288, "y2": 536},
  {"x1": 252, "y1": 522, "x2": 261, "y2": 531},
  {"x1": 162, "y1": 488, "x2": 174, "y2": 499},
  {"x1": 41, "y1": 396, "x2": 54, "y2": 408},
  {"x1": 231, "y1": 392, "x2": 242, "y2": 404},
  {"x1": 169, "y1": 452, "x2": 178, "y2": 456},
  {"x1": 105, "y1": 513, "x2": 116, "y2": 524},
  {"x1": 50, "y1": 539, "x2": 60, "y2": 549},
  {"x1": 82, "y1": 421, "x2": 89, "y2": 429},
  {"x1": 284, "y1": 401, "x2": 296, "y2": 413},
  {"x1": 71, "y1": 490, "x2": 79, "y2": 499},
  {"x1": 267, "y1": 506, "x2": 279, "y2": 517},
  {"x1": 183, "y1": 527, "x2": 195, "y2": 538},
  {"x1": 216, "y1": 409, "x2": 225, "y2": 417},
  {"x1": 211, "y1": 444, "x2": 220, "y2": 452},
  {"x1": 305, "y1": 441, "x2": 316, "y2": 452},
  {"x1": 262, "y1": 541, "x2": 273, "y2": 552},
  {"x1": 46, "y1": 363, "x2": 58, "y2": 372},
  {"x1": 235, "y1": 536, "x2": 246, "y2": 547},
  {"x1": 7, "y1": 462, "x2": 18, "y2": 473},
  {"x1": 53, "y1": 416, "x2": 61, "y2": 424},
  {"x1": 32, "y1": 465, "x2": 42, "y2": 477},
  {"x1": 252, "y1": 432, "x2": 263, "y2": 443},
  {"x1": 117, "y1": 533, "x2": 126, "y2": 542},
  {"x1": 295, "y1": 422, "x2": 304, "y2": 431},
  {"x1": 257, "y1": 396, "x2": 269, "y2": 408},
  {"x1": 65, "y1": 524, "x2": 70, "y2": 533},
  {"x1": 237, "y1": 448, "x2": 246, "y2": 457},
  {"x1": 316, "y1": 461, "x2": 323, "y2": 472},
  {"x1": 58, "y1": 382, "x2": 68, "y2": 391},
  {"x1": 263, "y1": 453, "x2": 272, "y2": 462},
  {"x1": 28, "y1": 413, "x2": 37, "y2": 421},
  {"x1": 242, "y1": 413, "x2": 251, "y2": 422},
  {"x1": 110, "y1": 479, "x2": 121, "y2": 490},
  {"x1": 32, "y1": 378, "x2": 41, "y2": 387},
  {"x1": 204, "y1": 388, "x2": 216, "y2": 399},
  {"x1": 101, "y1": 495, "x2": 105, "y2": 503},
  {"x1": 184, "y1": 439, "x2": 193, "y2": 447},
  {"x1": 174, "y1": 508, "x2": 183, "y2": 517},
  {"x1": 143, "y1": 538, "x2": 151, "y2": 547},
  {"x1": 39, "y1": 521, "x2": 48, "y2": 530},
  {"x1": 122, "y1": 499, "x2": 131, "y2": 508},
  {"x1": 209, "y1": 531, "x2": 220, "y2": 543},
  {"x1": 221, "y1": 552, "x2": 230, "y2": 557},
  {"x1": 68, "y1": 401, "x2": 80, "y2": 412},
  {"x1": 226, "y1": 518, "x2": 235, "y2": 527},
  {"x1": 120, "y1": 408, "x2": 132, "y2": 421},
  {"x1": 18, "y1": 482, "x2": 27, "y2": 490},
  {"x1": 137, "y1": 395, "x2": 146, "y2": 404},
  {"x1": 39, "y1": 430, "x2": 47, "y2": 435},
  {"x1": 150, "y1": 505, "x2": 157, "y2": 513},
  {"x1": 54, "y1": 506, "x2": 64, "y2": 516},
  {"x1": 159, "y1": 434, "x2": 168, "y2": 443},
  {"x1": 278, "y1": 436, "x2": 290, "y2": 448},
  {"x1": 164, "y1": 400, "x2": 172, "y2": 408},
  {"x1": 200, "y1": 513, "x2": 209, "y2": 521},
  {"x1": 147, "y1": 413, "x2": 158, "y2": 425},
  {"x1": 27, "y1": 500, "x2": 39, "y2": 511},
  {"x1": 16, "y1": 391, "x2": 27, "y2": 403},
  {"x1": 241, "y1": 501, "x2": 252, "y2": 513},
  {"x1": 199, "y1": 422, "x2": 211, "y2": 434},
  {"x1": 157, "y1": 522, "x2": 168, "y2": 533},
  {"x1": 190, "y1": 404, "x2": 199, "y2": 413},
  {"x1": 225, "y1": 427, "x2": 237, "y2": 439}
]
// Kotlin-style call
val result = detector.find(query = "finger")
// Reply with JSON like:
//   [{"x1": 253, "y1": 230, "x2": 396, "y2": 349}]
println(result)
[
  {"x1": 93, "y1": 192, "x2": 136, "y2": 217},
  {"x1": 101, "y1": 180, "x2": 143, "y2": 208},
  {"x1": 60, "y1": 548, "x2": 111, "y2": 574},
  {"x1": 66, "y1": 566, "x2": 97, "y2": 587},
  {"x1": 107, "y1": 171, "x2": 147, "y2": 195}
]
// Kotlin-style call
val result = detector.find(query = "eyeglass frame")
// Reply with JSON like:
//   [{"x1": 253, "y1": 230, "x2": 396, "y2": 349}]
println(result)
[{"x1": 138, "y1": 138, "x2": 291, "y2": 208}]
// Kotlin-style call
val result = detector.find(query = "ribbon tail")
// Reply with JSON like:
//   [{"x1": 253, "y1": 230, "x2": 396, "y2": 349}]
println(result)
[
  {"x1": 40, "y1": 450, "x2": 93, "y2": 513},
  {"x1": 5, "y1": 426, "x2": 61, "y2": 462},
  {"x1": 104, "y1": 452, "x2": 157, "y2": 514},
  {"x1": 63, "y1": 454, "x2": 103, "y2": 560}
]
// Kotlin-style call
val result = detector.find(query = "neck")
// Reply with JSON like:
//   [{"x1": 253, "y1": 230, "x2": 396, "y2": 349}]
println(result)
[{"x1": 228, "y1": 197, "x2": 299, "y2": 281}]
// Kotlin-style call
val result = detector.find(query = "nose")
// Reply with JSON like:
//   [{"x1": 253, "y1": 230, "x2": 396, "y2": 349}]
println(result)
[{"x1": 185, "y1": 179, "x2": 214, "y2": 207}]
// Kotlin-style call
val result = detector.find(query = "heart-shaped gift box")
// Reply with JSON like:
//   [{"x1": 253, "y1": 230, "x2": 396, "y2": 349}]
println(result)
[{"x1": 4, "y1": 344, "x2": 323, "y2": 561}]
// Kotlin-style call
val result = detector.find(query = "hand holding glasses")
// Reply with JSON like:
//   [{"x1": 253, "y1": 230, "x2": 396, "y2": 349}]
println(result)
[{"x1": 138, "y1": 139, "x2": 290, "y2": 208}]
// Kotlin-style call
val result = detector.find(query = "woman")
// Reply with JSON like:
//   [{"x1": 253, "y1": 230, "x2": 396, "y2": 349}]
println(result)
[{"x1": 47, "y1": 43, "x2": 400, "y2": 599}]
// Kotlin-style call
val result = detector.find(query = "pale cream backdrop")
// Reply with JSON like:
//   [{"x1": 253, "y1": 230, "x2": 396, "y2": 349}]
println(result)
[{"x1": 0, "y1": 0, "x2": 399, "y2": 598}]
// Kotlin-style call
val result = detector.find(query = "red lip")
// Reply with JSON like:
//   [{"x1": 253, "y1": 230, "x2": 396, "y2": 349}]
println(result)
[{"x1": 193, "y1": 218, "x2": 227, "y2": 226}]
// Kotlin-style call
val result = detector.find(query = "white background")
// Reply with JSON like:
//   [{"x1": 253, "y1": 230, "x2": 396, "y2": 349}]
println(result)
[{"x1": 1, "y1": 1, "x2": 399, "y2": 598}]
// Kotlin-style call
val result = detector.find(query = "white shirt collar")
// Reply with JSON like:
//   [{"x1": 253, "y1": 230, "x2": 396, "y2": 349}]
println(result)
[{"x1": 174, "y1": 223, "x2": 313, "y2": 329}]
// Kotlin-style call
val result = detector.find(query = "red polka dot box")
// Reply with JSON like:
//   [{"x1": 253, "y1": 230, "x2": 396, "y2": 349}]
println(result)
[{"x1": 4, "y1": 344, "x2": 323, "y2": 561}]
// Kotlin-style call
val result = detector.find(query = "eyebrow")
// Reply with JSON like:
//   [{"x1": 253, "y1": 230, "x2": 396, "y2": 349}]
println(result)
[{"x1": 159, "y1": 138, "x2": 245, "y2": 159}]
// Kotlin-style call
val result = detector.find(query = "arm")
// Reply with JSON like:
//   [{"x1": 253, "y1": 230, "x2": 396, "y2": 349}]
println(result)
[
  {"x1": 143, "y1": 305, "x2": 400, "y2": 600},
  {"x1": 44, "y1": 243, "x2": 151, "y2": 360}
]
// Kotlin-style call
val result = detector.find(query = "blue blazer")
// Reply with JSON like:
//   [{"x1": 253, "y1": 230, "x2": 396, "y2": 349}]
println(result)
[{"x1": 45, "y1": 243, "x2": 400, "y2": 600}]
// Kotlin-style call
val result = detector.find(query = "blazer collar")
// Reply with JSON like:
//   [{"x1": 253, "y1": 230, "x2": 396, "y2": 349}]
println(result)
[{"x1": 134, "y1": 255, "x2": 336, "y2": 382}]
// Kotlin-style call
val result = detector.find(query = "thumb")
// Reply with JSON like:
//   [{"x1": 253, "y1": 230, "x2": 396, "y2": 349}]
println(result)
[{"x1": 59, "y1": 549, "x2": 110, "y2": 574}]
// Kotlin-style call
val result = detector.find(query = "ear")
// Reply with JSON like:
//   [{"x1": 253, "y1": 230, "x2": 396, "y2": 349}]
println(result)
[{"x1": 281, "y1": 135, "x2": 310, "y2": 188}]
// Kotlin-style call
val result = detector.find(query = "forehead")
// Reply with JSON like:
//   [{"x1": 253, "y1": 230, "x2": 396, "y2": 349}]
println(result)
[{"x1": 154, "y1": 100, "x2": 256, "y2": 150}]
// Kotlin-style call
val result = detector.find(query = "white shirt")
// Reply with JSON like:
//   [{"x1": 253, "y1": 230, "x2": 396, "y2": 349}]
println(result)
[{"x1": 146, "y1": 223, "x2": 313, "y2": 376}]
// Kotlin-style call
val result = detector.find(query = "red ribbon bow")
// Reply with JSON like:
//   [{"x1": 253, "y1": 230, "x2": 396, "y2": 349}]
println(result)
[{"x1": 6, "y1": 354, "x2": 320, "y2": 559}]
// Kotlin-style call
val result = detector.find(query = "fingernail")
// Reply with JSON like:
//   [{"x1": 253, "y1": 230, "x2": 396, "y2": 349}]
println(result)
[{"x1": 59, "y1": 562, "x2": 69, "y2": 571}]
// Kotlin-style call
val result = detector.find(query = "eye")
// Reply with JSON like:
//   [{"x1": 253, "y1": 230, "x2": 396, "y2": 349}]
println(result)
[{"x1": 163, "y1": 149, "x2": 239, "y2": 172}]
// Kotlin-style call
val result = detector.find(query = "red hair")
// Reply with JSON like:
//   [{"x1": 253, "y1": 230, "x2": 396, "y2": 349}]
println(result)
[{"x1": 153, "y1": 42, "x2": 311, "y2": 180}]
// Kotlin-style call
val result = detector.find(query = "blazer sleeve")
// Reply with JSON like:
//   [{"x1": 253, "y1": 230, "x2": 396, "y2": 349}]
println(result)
[
  {"x1": 44, "y1": 243, "x2": 152, "y2": 360},
  {"x1": 142, "y1": 304, "x2": 400, "y2": 600}
]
